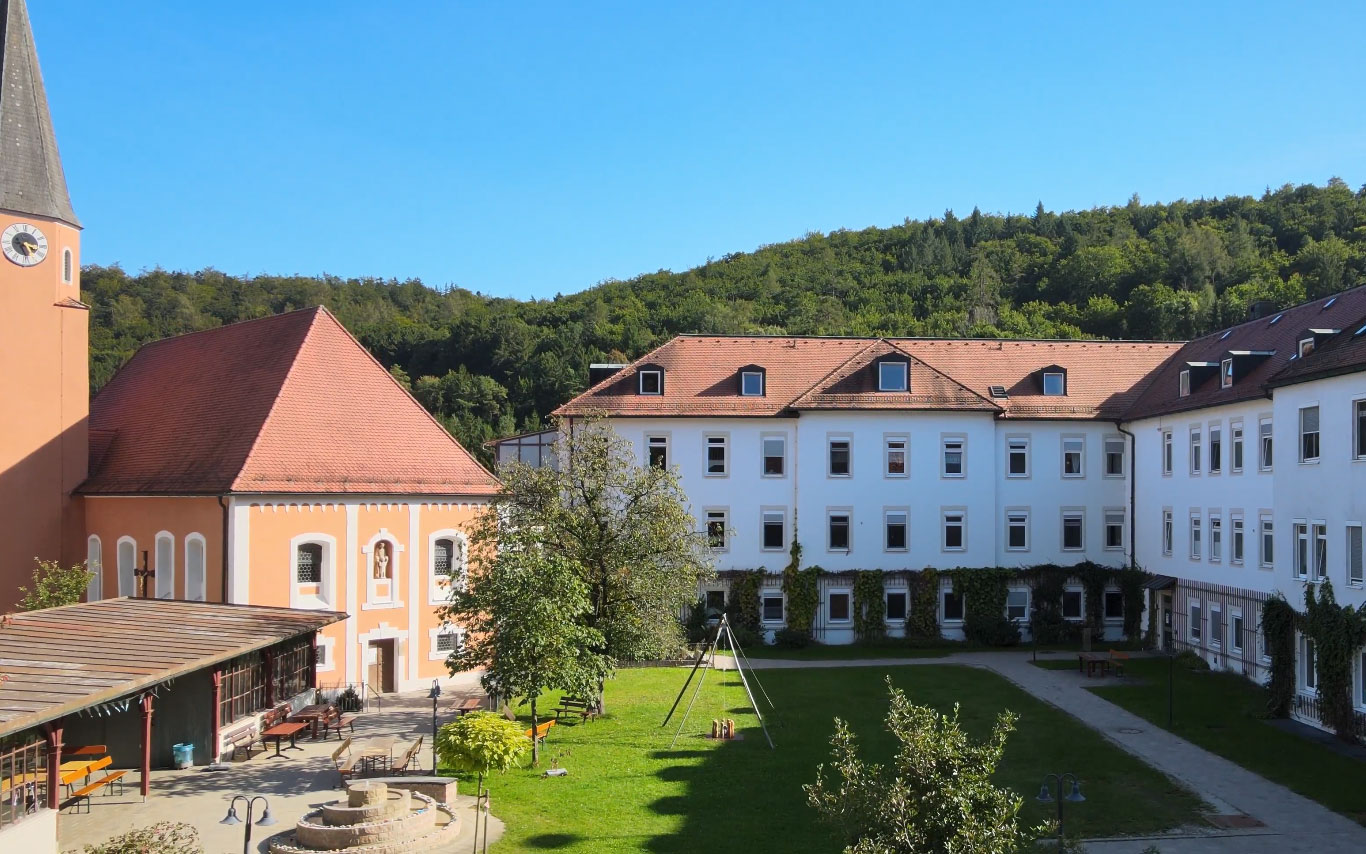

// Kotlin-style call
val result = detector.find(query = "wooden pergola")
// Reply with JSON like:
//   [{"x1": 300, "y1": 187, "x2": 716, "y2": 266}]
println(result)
[{"x1": 0, "y1": 598, "x2": 344, "y2": 808}]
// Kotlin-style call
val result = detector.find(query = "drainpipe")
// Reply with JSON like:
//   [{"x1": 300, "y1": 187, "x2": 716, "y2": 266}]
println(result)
[
  {"x1": 218, "y1": 495, "x2": 231, "y2": 603},
  {"x1": 1114, "y1": 420, "x2": 1137, "y2": 570}
]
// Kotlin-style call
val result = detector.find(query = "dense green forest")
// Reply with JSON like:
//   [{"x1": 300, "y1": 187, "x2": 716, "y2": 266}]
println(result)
[{"x1": 86, "y1": 180, "x2": 1366, "y2": 462}]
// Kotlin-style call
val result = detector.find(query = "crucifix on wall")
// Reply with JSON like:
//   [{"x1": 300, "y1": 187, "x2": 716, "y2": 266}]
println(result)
[{"x1": 134, "y1": 549, "x2": 155, "y2": 598}]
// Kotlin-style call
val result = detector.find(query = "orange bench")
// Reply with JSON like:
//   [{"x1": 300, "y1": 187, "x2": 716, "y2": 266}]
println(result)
[{"x1": 524, "y1": 719, "x2": 556, "y2": 745}]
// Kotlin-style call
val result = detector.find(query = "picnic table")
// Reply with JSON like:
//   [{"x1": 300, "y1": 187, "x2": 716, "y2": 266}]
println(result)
[
  {"x1": 290, "y1": 704, "x2": 332, "y2": 739},
  {"x1": 1077, "y1": 652, "x2": 1111, "y2": 678},
  {"x1": 68, "y1": 745, "x2": 107, "y2": 758},
  {"x1": 353, "y1": 736, "x2": 396, "y2": 775},
  {"x1": 261, "y1": 721, "x2": 310, "y2": 757},
  {"x1": 453, "y1": 697, "x2": 483, "y2": 716}
]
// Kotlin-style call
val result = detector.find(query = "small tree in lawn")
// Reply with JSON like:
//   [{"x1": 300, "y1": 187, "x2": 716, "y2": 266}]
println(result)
[
  {"x1": 435, "y1": 711, "x2": 528, "y2": 798},
  {"x1": 19, "y1": 558, "x2": 93, "y2": 611},
  {"x1": 806, "y1": 677, "x2": 1043, "y2": 854},
  {"x1": 442, "y1": 549, "x2": 611, "y2": 764}
]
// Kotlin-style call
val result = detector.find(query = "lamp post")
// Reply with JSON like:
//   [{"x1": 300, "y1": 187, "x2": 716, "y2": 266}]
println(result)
[
  {"x1": 1035, "y1": 773, "x2": 1085, "y2": 838},
  {"x1": 220, "y1": 794, "x2": 276, "y2": 854},
  {"x1": 428, "y1": 680, "x2": 442, "y2": 774}
]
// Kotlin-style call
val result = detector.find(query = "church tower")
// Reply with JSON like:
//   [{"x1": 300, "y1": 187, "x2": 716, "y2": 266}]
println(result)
[{"x1": 0, "y1": 0, "x2": 86, "y2": 608}]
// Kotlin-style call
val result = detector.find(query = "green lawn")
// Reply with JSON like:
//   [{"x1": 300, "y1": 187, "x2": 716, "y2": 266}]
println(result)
[
  {"x1": 1086, "y1": 658, "x2": 1366, "y2": 823},
  {"x1": 731, "y1": 644, "x2": 951, "y2": 661},
  {"x1": 457, "y1": 665, "x2": 1203, "y2": 853}
]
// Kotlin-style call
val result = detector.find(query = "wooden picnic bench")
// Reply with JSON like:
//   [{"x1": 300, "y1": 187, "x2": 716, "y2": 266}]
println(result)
[
  {"x1": 1107, "y1": 649, "x2": 1130, "y2": 677},
  {"x1": 524, "y1": 719, "x2": 556, "y2": 745},
  {"x1": 262, "y1": 721, "x2": 310, "y2": 758},
  {"x1": 553, "y1": 697, "x2": 598, "y2": 722},
  {"x1": 60, "y1": 756, "x2": 110, "y2": 795},
  {"x1": 61, "y1": 757, "x2": 128, "y2": 814},
  {"x1": 1077, "y1": 652, "x2": 1111, "y2": 678},
  {"x1": 453, "y1": 697, "x2": 483, "y2": 716},
  {"x1": 331, "y1": 737, "x2": 361, "y2": 788},
  {"x1": 224, "y1": 723, "x2": 261, "y2": 760}
]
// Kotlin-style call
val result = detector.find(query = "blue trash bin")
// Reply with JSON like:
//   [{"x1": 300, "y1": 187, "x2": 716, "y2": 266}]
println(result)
[{"x1": 172, "y1": 742, "x2": 194, "y2": 769}]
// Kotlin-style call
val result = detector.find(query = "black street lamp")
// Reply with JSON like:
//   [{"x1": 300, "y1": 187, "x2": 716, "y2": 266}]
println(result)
[
  {"x1": 220, "y1": 794, "x2": 276, "y2": 854},
  {"x1": 1036, "y1": 773, "x2": 1085, "y2": 838},
  {"x1": 428, "y1": 679, "x2": 442, "y2": 773}
]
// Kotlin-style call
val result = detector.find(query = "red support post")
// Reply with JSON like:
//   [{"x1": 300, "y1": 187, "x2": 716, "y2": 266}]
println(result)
[
  {"x1": 210, "y1": 670, "x2": 223, "y2": 763},
  {"x1": 140, "y1": 694, "x2": 154, "y2": 799},
  {"x1": 43, "y1": 720, "x2": 63, "y2": 811}
]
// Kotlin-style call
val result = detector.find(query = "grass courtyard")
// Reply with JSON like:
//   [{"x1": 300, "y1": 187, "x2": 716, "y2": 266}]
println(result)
[
  {"x1": 1083, "y1": 657, "x2": 1366, "y2": 824},
  {"x1": 460, "y1": 665, "x2": 1203, "y2": 853}
]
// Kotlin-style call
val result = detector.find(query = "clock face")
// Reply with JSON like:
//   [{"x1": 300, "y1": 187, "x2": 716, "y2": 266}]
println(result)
[{"x1": 2, "y1": 222, "x2": 48, "y2": 267}]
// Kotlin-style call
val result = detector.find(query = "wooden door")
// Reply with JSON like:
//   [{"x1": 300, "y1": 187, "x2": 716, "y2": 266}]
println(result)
[{"x1": 367, "y1": 639, "x2": 396, "y2": 695}]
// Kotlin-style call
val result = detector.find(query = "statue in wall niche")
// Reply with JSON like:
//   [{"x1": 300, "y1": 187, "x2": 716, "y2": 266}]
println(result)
[{"x1": 374, "y1": 542, "x2": 390, "y2": 579}]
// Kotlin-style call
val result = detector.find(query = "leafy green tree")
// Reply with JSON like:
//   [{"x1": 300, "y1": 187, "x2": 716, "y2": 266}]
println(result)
[
  {"x1": 442, "y1": 549, "x2": 611, "y2": 763},
  {"x1": 18, "y1": 558, "x2": 93, "y2": 611},
  {"x1": 435, "y1": 711, "x2": 529, "y2": 797},
  {"x1": 806, "y1": 678, "x2": 1041, "y2": 854}
]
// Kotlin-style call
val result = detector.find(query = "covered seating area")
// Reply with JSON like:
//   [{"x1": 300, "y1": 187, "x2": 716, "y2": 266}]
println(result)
[{"x1": 0, "y1": 598, "x2": 344, "y2": 854}]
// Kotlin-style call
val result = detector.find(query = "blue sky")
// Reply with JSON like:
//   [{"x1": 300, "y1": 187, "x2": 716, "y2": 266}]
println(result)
[{"x1": 36, "y1": 1, "x2": 1366, "y2": 300}]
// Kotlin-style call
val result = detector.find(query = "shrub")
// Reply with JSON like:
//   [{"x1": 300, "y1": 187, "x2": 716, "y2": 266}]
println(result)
[
  {"x1": 71, "y1": 822, "x2": 201, "y2": 854},
  {"x1": 436, "y1": 711, "x2": 529, "y2": 792},
  {"x1": 773, "y1": 627, "x2": 813, "y2": 649},
  {"x1": 18, "y1": 558, "x2": 93, "y2": 611},
  {"x1": 1173, "y1": 650, "x2": 1210, "y2": 671}
]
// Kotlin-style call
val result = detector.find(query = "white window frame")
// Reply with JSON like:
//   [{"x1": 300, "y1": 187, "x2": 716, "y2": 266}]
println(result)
[
  {"x1": 429, "y1": 624, "x2": 466, "y2": 661},
  {"x1": 1221, "y1": 358, "x2": 1233, "y2": 389},
  {"x1": 1190, "y1": 513, "x2": 1202, "y2": 560},
  {"x1": 1006, "y1": 435, "x2": 1030, "y2": 478},
  {"x1": 761, "y1": 433, "x2": 786, "y2": 478},
  {"x1": 941, "y1": 508, "x2": 967, "y2": 552},
  {"x1": 827, "y1": 434, "x2": 853, "y2": 478},
  {"x1": 1162, "y1": 430, "x2": 1173, "y2": 476},
  {"x1": 704, "y1": 434, "x2": 729, "y2": 477},
  {"x1": 1230, "y1": 607, "x2": 1244, "y2": 654},
  {"x1": 1259, "y1": 417, "x2": 1273, "y2": 471},
  {"x1": 740, "y1": 370, "x2": 764, "y2": 396},
  {"x1": 1005, "y1": 508, "x2": 1030, "y2": 553},
  {"x1": 1230, "y1": 420, "x2": 1244, "y2": 473},
  {"x1": 1061, "y1": 586, "x2": 1085, "y2": 621},
  {"x1": 1299, "y1": 405, "x2": 1320, "y2": 464},
  {"x1": 1312, "y1": 521, "x2": 1327, "y2": 582},
  {"x1": 1348, "y1": 522, "x2": 1364, "y2": 587},
  {"x1": 428, "y1": 529, "x2": 468, "y2": 604},
  {"x1": 1042, "y1": 371, "x2": 1066, "y2": 396},
  {"x1": 1301, "y1": 634, "x2": 1317, "y2": 692},
  {"x1": 638, "y1": 369, "x2": 663, "y2": 395},
  {"x1": 1209, "y1": 424, "x2": 1222, "y2": 474},
  {"x1": 1162, "y1": 509, "x2": 1173, "y2": 555},
  {"x1": 62, "y1": 247, "x2": 74, "y2": 284},
  {"x1": 884, "y1": 508, "x2": 909, "y2": 553},
  {"x1": 1188, "y1": 597, "x2": 1202, "y2": 643},
  {"x1": 1209, "y1": 514, "x2": 1223, "y2": 563},
  {"x1": 1061, "y1": 509, "x2": 1085, "y2": 552},
  {"x1": 1005, "y1": 588, "x2": 1030, "y2": 622},
  {"x1": 646, "y1": 434, "x2": 669, "y2": 469},
  {"x1": 1231, "y1": 514, "x2": 1244, "y2": 565},
  {"x1": 1061, "y1": 435, "x2": 1085, "y2": 479},
  {"x1": 884, "y1": 434, "x2": 909, "y2": 478},
  {"x1": 1190, "y1": 427, "x2": 1202, "y2": 475},
  {"x1": 761, "y1": 592, "x2": 785, "y2": 625},
  {"x1": 941, "y1": 435, "x2": 966, "y2": 478},
  {"x1": 1179, "y1": 369, "x2": 1191, "y2": 397},
  {"x1": 827, "y1": 508, "x2": 852, "y2": 553},
  {"x1": 884, "y1": 589, "x2": 909, "y2": 624},
  {"x1": 1293, "y1": 520, "x2": 1309, "y2": 579},
  {"x1": 879, "y1": 360, "x2": 908, "y2": 392},
  {"x1": 184, "y1": 532, "x2": 207, "y2": 602},
  {"x1": 705, "y1": 508, "x2": 729, "y2": 553},
  {"x1": 1103, "y1": 508, "x2": 1125, "y2": 552},
  {"x1": 1209, "y1": 602, "x2": 1223, "y2": 650},
  {"x1": 941, "y1": 581, "x2": 965, "y2": 624},
  {"x1": 1354, "y1": 398, "x2": 1366, "y2": 461},
  {"x1": 1260, "y1": 513, "x2": 1274, "y2": 569},
  {"x1": 1103, "y1": 437, "x2": 1125, "y2": 478},
  {"x1": 1102, "y1": 588, "x2": 1125, "y2": 623},
  {"x1": 827, "y1": 589, "x2": 853, "y2": 624},
  {"x1": 760, "y1": 507, "x2": 787, "y2": 552},
  {"x1": 154, "y1": 531, "x2": 175, "y2": 599},
  {"x1": 290, "y1": 533, "x2": 337, "y2": 610}
]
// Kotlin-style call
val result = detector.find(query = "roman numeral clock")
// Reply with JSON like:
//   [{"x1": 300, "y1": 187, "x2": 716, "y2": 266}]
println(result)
[{"x1": 2, "y1": 222, "x2": 48, "y2": 266}]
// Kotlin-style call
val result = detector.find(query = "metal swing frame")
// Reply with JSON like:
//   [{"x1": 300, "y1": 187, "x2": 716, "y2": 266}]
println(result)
[{"x1": 661, "y1": 614, "x2": 775, "y2": 749}]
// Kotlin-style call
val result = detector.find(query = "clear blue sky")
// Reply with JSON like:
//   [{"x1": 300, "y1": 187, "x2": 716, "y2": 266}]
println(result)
[{"x1": 36, "y1": 1, "x2": 1366, "y2": 300}]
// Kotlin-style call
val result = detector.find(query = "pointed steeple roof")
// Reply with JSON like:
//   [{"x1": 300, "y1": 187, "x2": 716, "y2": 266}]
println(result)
[{"x1": 0, "y1": 0, "x2": 78, "y2": 226}]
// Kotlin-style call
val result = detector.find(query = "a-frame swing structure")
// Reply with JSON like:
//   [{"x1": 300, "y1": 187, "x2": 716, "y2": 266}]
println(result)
[{"x1": 661, "y1": 614, "x2": 776, "y2": 749}]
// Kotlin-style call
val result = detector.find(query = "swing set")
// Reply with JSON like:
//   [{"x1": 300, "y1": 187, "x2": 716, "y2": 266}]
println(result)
[{"x1": 661, "y1": 614, "x2": 776, "y2": 749}]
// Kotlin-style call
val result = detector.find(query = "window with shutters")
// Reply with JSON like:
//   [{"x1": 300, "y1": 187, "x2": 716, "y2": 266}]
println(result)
[{"x1": 1299, "y1": 406, "x2": 1320, "y2": 462}]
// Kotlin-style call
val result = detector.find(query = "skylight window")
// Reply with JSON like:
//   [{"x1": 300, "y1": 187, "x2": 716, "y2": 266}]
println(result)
[
  {"x1": 1269, "y1": 314, "x2": 1283, "y2": 326},
  {"x1": 989, "y1": 385, "x2": 1008, "y2": 398},
  {"x1": 1356, "y1": 323, "x2": 1366, "y2": 336},
  {"x1": 1324, "y1": 297, "x2": 1337, "y2": 309},
  {"x1": 1220, "y1": 330, "x2": 1232, "y2": 340},
  {"x1": 1042, "y1": 372, "x2": 1066, "y2": 396},
  {"x1": 878, "y1": 361, "x2": 908, "y2": 392}
]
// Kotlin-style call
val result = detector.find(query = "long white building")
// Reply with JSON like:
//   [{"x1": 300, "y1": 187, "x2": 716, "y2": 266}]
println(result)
[{"x1": 543, "y1": 286, "x2": 1366, "y2": 734}]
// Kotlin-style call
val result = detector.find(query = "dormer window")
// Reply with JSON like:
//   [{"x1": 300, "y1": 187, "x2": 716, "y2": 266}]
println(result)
[
  {"x1": 638, "y1": 368, "x2": 663, "y2": 395},
  {"x1": 739, "y1": 368, "x2": 765, "y2": 397},
  {"x1": 1221, "y1": 358, "x2": 1233, "y2": 389},
  {"x1": 878, "y1": 361, "x2": 908, "y2": 392},
  {"x1": 1042, "y1": 372, "x2": 1066, "y2": 396},
  {"x1": 1298, "y1": 338, "x2": 1314, "y2": 357},
  {"x1": 1179, "y1": 370, "x2": 1191, "y2": 397}
]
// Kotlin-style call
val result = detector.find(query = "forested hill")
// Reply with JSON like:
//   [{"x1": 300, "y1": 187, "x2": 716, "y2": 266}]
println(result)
[{"x1": 86, "y1": 180, "x2": 1366, "y2": 462}]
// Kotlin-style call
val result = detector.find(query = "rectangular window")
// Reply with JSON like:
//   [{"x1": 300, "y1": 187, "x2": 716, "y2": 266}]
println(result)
[
  {"x1": 943, "y1": 589, "x2": 964, "y2": 622},
  {"x1": 1190, "y1": 514, "x2": 1202, "y2": 559},
  {"x1": 1190, "y1": 428, "x2": 1202, "y2": 474},
  {"x1": 296, "y1": 544, "x2": 322, "y2": 584},
  {"x1": 828, "y1": 439, "x2": 851, "y2": 476},
  {"x1": 1006, "y1": 511, "x2": 1029, "y2": 551},
  {"x1": 1043, "y1": 371, "x2": 1066, "y2": 396},
  {"x1": 706, "y1": 510, "x2": 728, "y2": 550},
  {"x1": 1210, "y1": 426, "x2": 1222, "y2": 473},
  {"x1": 1210, "y1": 515, "x2": 1223, "y2": 562},
  {"x1": 436, "y1": 631, "x2": 461, "y2": 653},
  {"x1": 1062, "y1": 437, "x2": 1084, "y2": 478},
  {"x1": 1356, "y1": 400, "x2": 1366, "y2": 460},
  {"x1": 879, "y1": 361, "x2": 908, "y2": 391},
  {"x1": 885, "y1": 591, "x2": 908, "y2": 621},
  {"x1": 1260, "y1": 515, "x2": 1274, "y2": 568},
  {"x1": 1231, "y1": 610, "x2": 1244, "y2": 653},
  {"x1": 1300, "y1": 406, "x2": 1320, "y2": 462},
  {"x1": 1348, "y1": 524, "x2": 1364, "y2": 586},
  {"x1": 1313, "y1": 522, "x2": 1327, "y2": 581},
  {"x1": 942, "y1": 438, "x2": 965, "y2": 477},
  {"x1": 1007, "y1": 437, "x2": 1030, "y2": 477},
  {"x1": 1006, "y1": 590, "x2": 1029, "y2": 621},
  {"x1": 705, "y1": 590, "x2": 726, "y2": 611},
  {"x1": 1231, "y1": 422, "x2": 1244, "y2": 472},
  {"x1": 1259, "y1": 418, "x2": 1273, "y2": 470},
  {"x1": 943, "y1": 511, "x2": 965, "y2": 551},
  {"x1": 1190, "y1": 601, "x2": 1202, "y2": 642},
  {"x1": 762, "y1": 436, "x2": 785, "y2": 476},
  {"x1": 740, "y1": 371, "x2": 764, "y2": 396},
  {"x1": 828, "y1": 512, "x2": 851, "y2": 551},
  {"x1": 1221, "y1": 358, "x2": 1234, "y2": 388},
  {"x1": 1062, "y1": 589, "x2": 1083, "y2": 620},
  {"x1": 885, "y1": 511, "x2": 908, "y2": 551},
  {"x1": 1179, "y1": 370, "x2": 1191, "y2": 397},
  {"x1": 762, "y1": 509, "x2": 786, "y2": 550},
  {"x1": 1210, "y1": 605, "x2": 1224, "y2": 649},
  {"x1": 706, "y1": 435, "x2": 727, "y2": 476},
  {"x1": 647, "y1": 435, "x2": 668, "y2": 469},
  {"x1": 639, "y1": 370, "x2": 662, "y2": 395},
  {"x1": 1163, "y1": 430, "x2": 1173, "y2": 475},
  {"x1": 1104, "y1": 510, "x2": 1124, "y2": 551},
  {"x1": 1062, "y1": 511, "x2": 1084, "y2": 551},
  {"x1": 1162, "y1": 510, "x2": 1173, "y2": 555},
  {"x1": 1104, "y1": 438, "x2": 1125, "y2": 477},
  {"x1": 1104, "y1": 590, "x2": 1124, "y2": 620},
  {"x1": 1294, "y1": 522, "x2": 1309, "y2": 578},
  {"x1": 885, "y1": 436, "x2": 908, "y2": 476},
  {"x1": 828, "y1": 592, "x2": 851, "y2": 622},
  {"x1": 762, "y1": 595, "x2": 784, "y2": 623},
  {"x1": 1302, "y1": 636, "x2": 1317, "y2": 690},
  {"x1": 1232, "y1": 515, "x2": 1244, "y2": 564}
]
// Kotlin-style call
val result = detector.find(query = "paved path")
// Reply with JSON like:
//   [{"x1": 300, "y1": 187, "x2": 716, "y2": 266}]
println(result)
[{"x1": 722, "y1": 651, "x2": 1366, "y2": 853}]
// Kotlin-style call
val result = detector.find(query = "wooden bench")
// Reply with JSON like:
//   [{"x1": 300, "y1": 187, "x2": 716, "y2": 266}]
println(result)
[
  {"x1": 331, "y1": 737, "x2": 361, "y2": 788},
  {"x1": 1108, "y1": 649, "x2": 1130, "y2": 677},
  {"x1": 390, "y1": 737, "x2": 423, "y2": 775},
  {"x1": 62, "y1": 768, "x2": 128, "y2": 814},
  {"x1": 224, "y1": 723, "x2": 261, "y2": 760},
  {"x1": 524, "y1": 719, "x2": 556, "y2": 745},
  {"x1": 61, "y1": 756, "x2": 111, "y2": 794},
  {"x1": 554, "y1": 697, "x2": 598, "y2": 722},
  {"x1": 335, "y1": 712, "x2": 358, "y2": 737},
  {"x1": 454, "y1": 697, "x2": 483, "y2": 716}
]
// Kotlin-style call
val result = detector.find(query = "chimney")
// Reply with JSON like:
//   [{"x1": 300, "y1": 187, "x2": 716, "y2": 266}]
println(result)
[
  {"x1": 588, "y1": 363, "x2": 627, "y2": 386},
  {"x1": 1247, "y1": 300, "x2": 1277, "y2": 321}
]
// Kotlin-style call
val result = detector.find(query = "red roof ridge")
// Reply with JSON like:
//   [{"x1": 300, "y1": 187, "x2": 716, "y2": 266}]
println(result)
[{"x1": 884, "y1": 340, "x2": 1002, "y2": 410}]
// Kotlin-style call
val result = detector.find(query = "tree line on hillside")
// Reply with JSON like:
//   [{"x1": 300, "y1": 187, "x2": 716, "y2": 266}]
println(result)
[{"x1": 85, "y1": 180, "x2": 1366, "y2": 461}]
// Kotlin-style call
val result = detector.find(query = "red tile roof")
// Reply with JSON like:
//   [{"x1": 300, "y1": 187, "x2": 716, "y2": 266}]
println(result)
[
  {"x1": 555, "y1": 335, "x2": 1183, "y2": 420},
  {"x1": 83, "y1": 307, "x2": 498, "y2": 496},
  {"x1": 1124, "y1": 286, "x2": 1366, "y2": 420}
]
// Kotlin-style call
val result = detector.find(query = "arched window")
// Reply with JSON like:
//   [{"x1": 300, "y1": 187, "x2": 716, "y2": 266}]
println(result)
[
  {"x1": 155, "y1": 532, "x2": 175, "y2": 599},
  {"x1": 296, "y1": 543, "x2": 322, "y2": 584},
  {"x1": 185, "y1": 534, "x2": 207, "y2": 601},
  {"x1": 428, "y1": 530, "x2": 467, "y2": 604},
  {"x1": 117, "y1": 537, "x2": 136, "y2": 596},
  {"x1": 434, "y1": 538, "x2": 454, "y2": 577},
  {"x1": 86, "y1": 536, "x2": 102, "y2": 602},
  {"x1": 62, "y1": 248, "x2": 73, "y2": 284}
]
